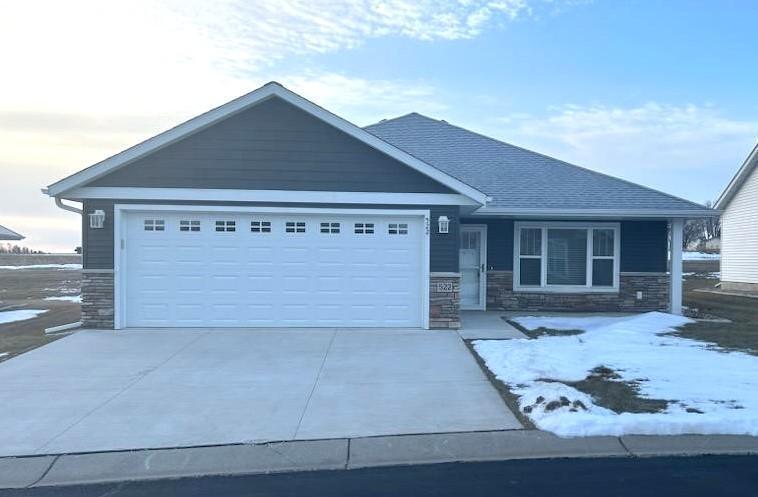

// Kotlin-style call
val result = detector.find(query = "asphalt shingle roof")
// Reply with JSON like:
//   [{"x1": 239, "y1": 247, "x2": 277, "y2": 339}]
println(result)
[
  {"x1": 365, "y1": 113, "x2": 706, "y2": 212},
  {"x1": 0, "y1": 224, "x2": 24, "y2": 241}
]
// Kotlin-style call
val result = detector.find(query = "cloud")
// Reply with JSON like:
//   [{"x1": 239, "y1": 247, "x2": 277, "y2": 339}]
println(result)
[
  {"x1": 495, "y1": 102, "x2": 758, "y2": 171},
  {"x1": 488, "y1": 102, "x2": 758, "y2": 202}
]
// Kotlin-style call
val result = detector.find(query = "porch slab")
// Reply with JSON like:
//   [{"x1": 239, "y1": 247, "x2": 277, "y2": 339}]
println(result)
[{"x1": 459, "y1": 311, "x2": 527, "y2": 340}]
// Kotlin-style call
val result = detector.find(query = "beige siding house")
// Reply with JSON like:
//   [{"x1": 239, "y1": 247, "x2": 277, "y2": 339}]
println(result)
[{"x1": 716, "y1": 143, "x2": 758, "y2": 292}]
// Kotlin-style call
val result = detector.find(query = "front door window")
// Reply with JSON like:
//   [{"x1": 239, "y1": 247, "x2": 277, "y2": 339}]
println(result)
[{"x1": 460, "y1": 228, "x2": 484, "y2": 308}]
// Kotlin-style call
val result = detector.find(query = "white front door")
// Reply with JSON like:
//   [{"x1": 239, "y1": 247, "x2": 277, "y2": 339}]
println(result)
[
  {"x1": 120, "y1": 209, "x2": 428, "y2": 328},
  {"x1": 459, "y1": 225, "x2": 487, "y2": 310}
]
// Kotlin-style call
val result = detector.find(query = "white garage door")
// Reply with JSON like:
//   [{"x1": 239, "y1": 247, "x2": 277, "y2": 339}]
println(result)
[{"x1": 121, "y1": 209, "x2": 427, "y2": 328}]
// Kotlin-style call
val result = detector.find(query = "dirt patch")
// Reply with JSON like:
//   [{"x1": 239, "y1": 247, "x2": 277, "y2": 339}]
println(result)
[
  {"x1": 675, "y1": 275, "x2": 758, "y2": 356},
  {"x1": 506, "y1": 319, "x2": 584, "y2": 339},
  {"x1": 0, "y1": 267, "x2": 82, "y2": 361},
  {"x1": 564, "y1": 366, "x2": 670, "y2": 414},
  {"x1": 464, "y1": 339, "x2": 535, "y2": 429}
]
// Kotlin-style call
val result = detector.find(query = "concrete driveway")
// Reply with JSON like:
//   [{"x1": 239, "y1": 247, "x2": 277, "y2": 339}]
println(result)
[{"x1": 0, "y1": 328, "x2": 520, "y2": 456}]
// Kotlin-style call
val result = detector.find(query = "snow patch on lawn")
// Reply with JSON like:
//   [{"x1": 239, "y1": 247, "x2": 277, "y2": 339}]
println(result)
[
  {"x1": 0, "y1": 309, "x2": 48, "y2": 325},
  {"x1": 474, "y1": 312, "x2": 758, "y2": 437},
  {"x1": 684, "y1": 272, "x2": 720, "y2": 279},
  {"x1": 682, "y1": 252, "x2": 720, "y2": 261},
  {"x1": 44, "y1": 295, "x2": 82, "y2": 303},
  {"x1": 0, "y1": 264, "x2": 82, "y2": 270}
]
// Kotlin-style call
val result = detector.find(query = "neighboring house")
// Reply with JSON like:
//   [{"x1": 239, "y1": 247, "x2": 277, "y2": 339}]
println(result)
[
  {"x1": 44, "y1": 82, "x2": 713, "y2": 330},
  {"x1": 715, "y1": 143, "x2": 758, "y2": 292},
  {"x1": 0, "y1": 224, "x2": 24, "y2": 241}
]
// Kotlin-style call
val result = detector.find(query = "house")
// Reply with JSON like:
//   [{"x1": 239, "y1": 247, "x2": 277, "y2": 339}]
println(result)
[
  {"x1": 715, "y1": 143, "x2": 758, "y2": 292},
  {"x1": 0, "y1": 224, "x2": 24, "y2": 241},
  {"x1": 44, "y1": 82, "x2": 713, "y2": 330}
]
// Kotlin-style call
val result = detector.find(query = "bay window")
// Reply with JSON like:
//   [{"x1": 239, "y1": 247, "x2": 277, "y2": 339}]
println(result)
[{"x1": 514, "y1": 222, "x2": 620, "y2": 292}]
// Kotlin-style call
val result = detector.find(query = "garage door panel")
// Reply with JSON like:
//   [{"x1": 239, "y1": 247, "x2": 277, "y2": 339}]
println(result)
[{"x1": 124, "y1": 211, "x2": 425, "y2": 328}]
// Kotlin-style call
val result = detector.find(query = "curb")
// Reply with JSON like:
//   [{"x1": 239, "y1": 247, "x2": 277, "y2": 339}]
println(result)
[{"x1": 1, "y1": 432, "x2": 757, "y2": 489}]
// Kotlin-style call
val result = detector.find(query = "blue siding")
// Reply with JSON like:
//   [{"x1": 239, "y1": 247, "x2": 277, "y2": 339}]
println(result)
[
  {"x1": 88, "y1": 97, "x2": 453, "y2": 194},
  {"x1": 463, "y1": 219, "x2": 668, "y2": 273},
  {"x1": 82, "y1": 200, "x2": 458, "y2": 272}
]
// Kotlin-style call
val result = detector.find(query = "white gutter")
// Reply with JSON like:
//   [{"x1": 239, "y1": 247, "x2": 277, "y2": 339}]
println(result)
[
  {"x1": 470, "y1": 207, "x2": 720, "y2": 219},
  {"x1": 47, "y1": 190, "x2": 83, "y2": 215}
]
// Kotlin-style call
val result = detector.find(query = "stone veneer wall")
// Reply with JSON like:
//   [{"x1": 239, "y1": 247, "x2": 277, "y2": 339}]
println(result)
[
  {"x1": 486, "y1": 271, "x2": 670, "y2": 312},
  {"x1": 81, "y1": 270, "x2": 115, "y2": 329},
  {"x1": 429, "y1": 273, "x2": 461, "y2": 329}
]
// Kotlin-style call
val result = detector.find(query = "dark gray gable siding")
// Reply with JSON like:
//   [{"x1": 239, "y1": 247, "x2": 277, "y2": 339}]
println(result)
[
  {"x1": 86, "y1": 97, "x2": 453, "y2": 194},
  {"x1": 461, "y1": 219, "x2": 668, "y2": 273},
  {"x1": 83, "y1": 200, "x2": 458, "y2": 272}
]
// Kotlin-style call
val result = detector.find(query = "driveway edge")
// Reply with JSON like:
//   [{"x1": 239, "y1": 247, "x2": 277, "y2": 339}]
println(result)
[{"x1": 1, "y1": 432, "x2": 757, "y2": 489}]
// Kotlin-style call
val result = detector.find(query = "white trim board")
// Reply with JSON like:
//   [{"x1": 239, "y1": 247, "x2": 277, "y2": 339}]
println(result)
[
  {"x1": 63, "y1": 187, "x2": 480, "y2": 206},
  {"x1": 113, "y1": 204, "x2": 431, "y2": 330},
  {"x1": 472, "y1": 207, "x2": 718, "y2": 219},
  {"x1": 715, "y1": 141, "x2": 758, "y2": 209},
  {"x1": 46, "y1": 82, "x2": 488, "y2": 205}
]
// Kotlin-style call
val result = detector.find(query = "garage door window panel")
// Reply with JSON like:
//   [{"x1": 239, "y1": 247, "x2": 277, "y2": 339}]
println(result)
[
  {"x1": 320, "y1": 222, "x2": 340, "y2": 234},
  {"x1": 251, "y1": 221, "x2": 271, "y2": 233},
  {"x1": 215, "y1": 220, "x2": 236, "y2": 232},
  {"x1": 389, "y1": 223, "x2": 408, "y2": 235},
  {"x1": 286, "y1": 221, "x2": 306, "y2": 233},
  {"x1": 144, "y1": 219, "x2": 165, "y2": 232},
  {"x1": 180, "y1": 220, "x2": 201, "y2": 232}
]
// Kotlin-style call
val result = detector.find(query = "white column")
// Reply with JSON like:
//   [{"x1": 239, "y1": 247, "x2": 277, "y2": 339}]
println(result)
[{"x1": 670, "y1": 218, "x2": 684, "y2": 315}]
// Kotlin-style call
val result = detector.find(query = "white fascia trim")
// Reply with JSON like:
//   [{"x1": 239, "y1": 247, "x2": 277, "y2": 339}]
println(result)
[
  {"x1": 64, "y1": 187, "x2": 478, "y2": 206},
  {"x1": 715, "y1": 141, "x2": 758, "y2": 210},
  {"x1": 46, "y1": 83, "x2": 487, "y2": 205},
  {"x1": 113, "y1": 204, "x2": 432, "y2": 217},
  {"x1": 472, "y1": 207, "x2": 720, "y2": 219}
]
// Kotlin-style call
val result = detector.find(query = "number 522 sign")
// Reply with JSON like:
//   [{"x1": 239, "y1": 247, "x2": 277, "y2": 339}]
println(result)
[{"x1": 436, "y1": 281, "x2": 454, "y2": 292}]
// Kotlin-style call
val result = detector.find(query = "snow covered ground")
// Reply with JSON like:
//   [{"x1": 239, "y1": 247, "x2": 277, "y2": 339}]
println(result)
[
  {"x1": 0, "y1": 264, "x2": 82, "y2": 270},
  {"x1": 684, "y1": 271, "x2": 720, "y2": 279},
  {"x1": 474, "y1": 312, "x2": 758, "y2": 437},
  {"x1": 44, "y1": 295, "x2": 82, "y2": 303},
  {"x1": 0, "y1": 309, "x2": 48, "y2": 325},
  {"x1": 682, "y1": 252, "x2": 720, "y2": 261}
]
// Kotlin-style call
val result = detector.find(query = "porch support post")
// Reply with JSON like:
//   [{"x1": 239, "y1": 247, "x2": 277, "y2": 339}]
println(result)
[{"x1": 670, "y1": 218, "x2": 684, "y2": 315}]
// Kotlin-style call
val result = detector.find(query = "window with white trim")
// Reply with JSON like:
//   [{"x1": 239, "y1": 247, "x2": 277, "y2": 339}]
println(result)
[
  {"x1": 179, "y1": 220, "x2": 200, "y2": 232},
  {"x1": 215, "y1": 220, "x2": 236, "y2": 232},
  {"x1": 286, "y1": 221, "x2": 306, "y2": 233},
  {"x1": 320, "y1": 222, "x2": 340, "y2": 234},
  {"x1": 514, "y1": 222, "x2": 619, "y2": 292},
  {"x1": 388, "y1": 223, "x2": 408, "y2": 235},
  {"x1": 354, "y1": 223, "x2": 374, "y2": 234},
  {"x1": 144, "y1": 219, "x2": 165, "y2": 231},
  {"x1": 250, "y1": 221, "x2": 271, "y2": 233}
]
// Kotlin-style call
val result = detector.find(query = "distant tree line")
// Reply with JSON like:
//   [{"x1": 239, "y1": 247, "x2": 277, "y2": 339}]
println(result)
[
  {"x1": 0, "y1": 243, "x2": 46, "y2": 254},
  {"x1": 683, "y1": 201, "x2": 721, "y2": 251}
]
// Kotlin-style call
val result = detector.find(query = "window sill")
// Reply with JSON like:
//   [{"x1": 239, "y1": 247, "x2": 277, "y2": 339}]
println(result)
[{"x1": 513, "y1": 286, "x2": 620, "y2": 295}]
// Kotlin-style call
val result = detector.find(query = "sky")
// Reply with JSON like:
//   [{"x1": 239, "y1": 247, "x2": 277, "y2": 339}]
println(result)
[{"x1": 1, "y1": 0, "x2": 757, "y2": 252}]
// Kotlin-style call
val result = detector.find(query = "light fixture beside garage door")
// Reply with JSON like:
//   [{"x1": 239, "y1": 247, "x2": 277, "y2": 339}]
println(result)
[
  {"x1": 437, "y1": 215, "x2": 450, "y2": 234},
  {"x1": 89, "y1": 210, "x2": 106, "y2": 229}
]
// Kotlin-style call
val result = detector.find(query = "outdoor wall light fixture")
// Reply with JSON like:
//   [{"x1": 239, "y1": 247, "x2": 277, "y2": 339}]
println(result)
[
  {"x1": 89, "y1": 210, "x2": 106, "y2": 229},
  {"x1": 437, "y1": 215, "x2": 450, "y2": 234}
]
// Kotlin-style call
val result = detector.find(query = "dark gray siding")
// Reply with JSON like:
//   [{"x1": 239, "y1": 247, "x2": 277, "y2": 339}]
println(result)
[
  {"x1": 82, "y1": 200, "x2": 458, "y2": 272},
  {"x1": 620, "y1": 221, "x2": 668, "y2": 273},
  {"x1": 82, "y1": 199, "x2": 116, "y2": 270},
  {"x1": 462, "y1": 219, "x2": 668, "y2": 273},
  {"x1": 87, "y1": 97, "x2": 453, "y2": 194}
]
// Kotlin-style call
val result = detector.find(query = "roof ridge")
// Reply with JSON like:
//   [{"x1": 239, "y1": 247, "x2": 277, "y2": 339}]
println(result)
[
  {"x1": 364, "y1": 112, "x2": 427, "y2": 129},
  {"x1": 417, "y1": 116, "x2": 709, "y2": 210}
]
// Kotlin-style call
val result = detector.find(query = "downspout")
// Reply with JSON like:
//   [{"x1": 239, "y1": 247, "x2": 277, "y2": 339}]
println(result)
[
  {"x1": 54, "y1": 197, "x2": 83, "y2": 215},
  {"x1": 43, "y1": 187, "x2": 83, "y2": 214}
]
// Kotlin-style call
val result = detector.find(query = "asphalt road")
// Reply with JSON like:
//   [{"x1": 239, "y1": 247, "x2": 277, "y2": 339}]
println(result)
[{"x1": 3, "y1": 455, "x2": 756, "y2": 497}]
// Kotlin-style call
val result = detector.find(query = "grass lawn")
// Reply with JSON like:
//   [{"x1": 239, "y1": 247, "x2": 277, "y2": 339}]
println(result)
[
  {"x1": 0, "y1": 267, "x2": 81, "y2": 362},
  {"x1": 676, "y1": 274, "x2": 758, "y2": 356}
]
